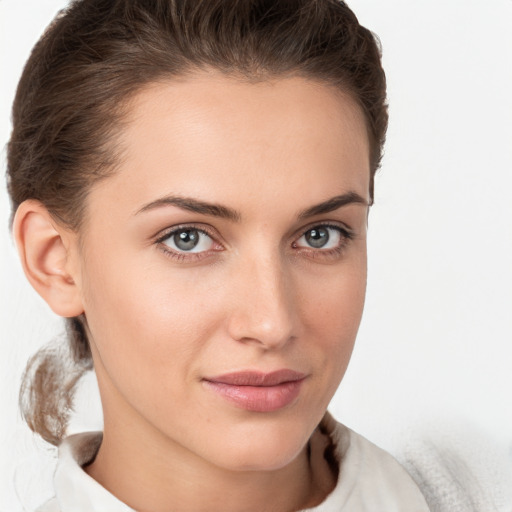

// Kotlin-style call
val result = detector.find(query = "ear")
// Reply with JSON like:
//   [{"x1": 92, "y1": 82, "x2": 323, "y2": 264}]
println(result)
[{"x1": 13, "y1": 200, "x2": 84, "y2": 318}]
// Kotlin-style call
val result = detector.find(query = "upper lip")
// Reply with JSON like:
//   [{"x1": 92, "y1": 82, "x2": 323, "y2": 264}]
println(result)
[{"x1": 204, "y1": 369, "x2": 306, "y2": 386}]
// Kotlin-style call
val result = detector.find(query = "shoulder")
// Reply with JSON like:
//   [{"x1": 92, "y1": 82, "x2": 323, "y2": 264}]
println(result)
[
  {"x1": 35, "y1": 497, "x2": 60, "y2": 512},
  {"x1": 312, "y1": 413, "x2": 430, "y2": 511},
  {"x1": 343, "y1": 427, "x2": 429, "y2": 501},
  {"x1": 35, "y1": 431, "x2": 135, "y2": 512}
]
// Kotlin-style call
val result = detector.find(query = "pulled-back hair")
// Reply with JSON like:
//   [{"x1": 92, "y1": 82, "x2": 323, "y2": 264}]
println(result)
[{"x1": 7, "y1": 0, "x2": 387, "y2": 445}]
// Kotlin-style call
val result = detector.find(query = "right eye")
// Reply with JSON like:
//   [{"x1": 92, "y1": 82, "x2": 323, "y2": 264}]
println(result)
[{"x1": 159, "y1": 227, "x2": 216, "y2": 253}]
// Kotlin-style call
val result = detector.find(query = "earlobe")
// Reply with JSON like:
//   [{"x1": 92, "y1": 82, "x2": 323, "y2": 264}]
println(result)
[{"x1": 13, "y1": 200, "x2": 84, "y2": 318}]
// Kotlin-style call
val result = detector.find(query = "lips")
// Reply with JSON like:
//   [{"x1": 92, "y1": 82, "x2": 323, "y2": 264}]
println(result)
[{"x1": 202, "y1": 370, "x2": 306, "y2": 412}]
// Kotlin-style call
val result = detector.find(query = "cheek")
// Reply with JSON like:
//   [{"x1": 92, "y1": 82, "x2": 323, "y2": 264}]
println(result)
[
  {"x1": 298, "y1": 257, "x2": 367, "y2": 375},
  {"x1": 79, "y1": 250, "x2": 216, "y2": 395}
]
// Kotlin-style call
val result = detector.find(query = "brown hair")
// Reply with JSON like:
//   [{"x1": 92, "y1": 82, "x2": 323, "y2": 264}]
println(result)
[{"x1": 7, "y1": 0, "x2": 387, "y2": 445}]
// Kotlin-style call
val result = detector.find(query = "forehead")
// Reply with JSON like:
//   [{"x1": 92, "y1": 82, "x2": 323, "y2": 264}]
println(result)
[{"x1": 87, "y1": 72, "x2": 370, "y2": 220}]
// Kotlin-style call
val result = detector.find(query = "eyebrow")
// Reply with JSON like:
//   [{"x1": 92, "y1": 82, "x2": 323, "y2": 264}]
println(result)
[
  {"x1": 135, "y1": 191, "x2": 368, "y2": 221},
  {"x1": 136, "y1": 195, "x2": 241, "y2": 221},
  {"x1": 297, "y1": 191, "x2": 368, "y2": 219}
]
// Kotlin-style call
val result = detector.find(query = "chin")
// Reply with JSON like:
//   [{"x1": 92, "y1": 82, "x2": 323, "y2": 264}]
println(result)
[{"x1": 200, "y1": 417, "x2": 312, "y2": 472}]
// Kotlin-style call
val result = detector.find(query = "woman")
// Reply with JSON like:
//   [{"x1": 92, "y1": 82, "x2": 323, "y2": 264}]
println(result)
[{"x1": 7, "y1": 0, "x2": 429, "y2": 510}]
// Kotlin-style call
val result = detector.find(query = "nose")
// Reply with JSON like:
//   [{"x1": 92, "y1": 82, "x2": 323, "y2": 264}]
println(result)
[{"x1": 226, "y1": 253, "x2": 297, "y2": 350}]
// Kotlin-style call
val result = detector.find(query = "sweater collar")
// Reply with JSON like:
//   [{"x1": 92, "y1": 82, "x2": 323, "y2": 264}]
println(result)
[{"x1": 54, "y1": 431, "x2": 135, "y2": 511}]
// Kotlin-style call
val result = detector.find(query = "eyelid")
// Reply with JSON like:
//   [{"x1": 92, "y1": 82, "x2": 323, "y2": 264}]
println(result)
[
  {"x1": 290, "y1": 223, "x2": 355, "y2": 260},
  {"x1": 153, "y1": 223, "x2": 219, "y2": 245},
  {"x1": 153, "y1": 223, "x2": 225, "y2": 263},
  {"x1": 293, "y1": 221, "x2": 354, "y2": 243}
]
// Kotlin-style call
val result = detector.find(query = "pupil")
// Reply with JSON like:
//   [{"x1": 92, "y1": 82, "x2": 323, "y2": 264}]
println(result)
[
  {"x1": 306, "y1": 228, "x2": 329, "y2": 248},
  {"x1": 174, "y1": 229, "x2": 199, "y2": 251}
]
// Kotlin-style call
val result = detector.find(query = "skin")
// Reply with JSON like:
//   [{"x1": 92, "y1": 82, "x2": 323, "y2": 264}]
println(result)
[{"x1": 15, "y1": 72, "x2": 370, "y2": 512}]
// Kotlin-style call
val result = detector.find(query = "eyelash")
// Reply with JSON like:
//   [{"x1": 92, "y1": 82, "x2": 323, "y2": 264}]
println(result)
[
  {"x1": 154, "y1": 223, "x2": 354, "y2": 262},
  {"x1": 293, "y1": 223, "x2": 354, "y2": 260},
  {"x1": 154, "y1": 224, "x2": 220, "y2": 262}
]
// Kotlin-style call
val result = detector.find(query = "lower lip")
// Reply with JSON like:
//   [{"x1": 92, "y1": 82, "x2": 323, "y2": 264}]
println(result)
[{"x1": 202, "y1": 379, "x2": 305, "y2": 412}]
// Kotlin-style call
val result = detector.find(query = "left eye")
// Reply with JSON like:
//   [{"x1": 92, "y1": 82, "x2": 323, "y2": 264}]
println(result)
[
  {"x1": 295, "y1": 226, "x2": 344, "y2": 250},
  {"x1": 161, "y1": 228, "x2": 214, "y2": 253}
]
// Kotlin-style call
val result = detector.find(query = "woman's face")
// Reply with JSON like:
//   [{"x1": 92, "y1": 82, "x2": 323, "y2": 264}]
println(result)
[{"x1": 72, "y1": 73, "x2": 370, "y2": 471}]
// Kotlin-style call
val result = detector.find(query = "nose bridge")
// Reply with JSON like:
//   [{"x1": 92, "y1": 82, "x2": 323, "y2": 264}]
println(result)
[{"x1": 228, "y1": 248, "x2": 296, "y2": 348}]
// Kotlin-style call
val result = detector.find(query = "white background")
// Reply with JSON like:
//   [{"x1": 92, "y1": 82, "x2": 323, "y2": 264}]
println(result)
[{"x1": 1, "y1": 1, "x2": 511, "y2": 510}]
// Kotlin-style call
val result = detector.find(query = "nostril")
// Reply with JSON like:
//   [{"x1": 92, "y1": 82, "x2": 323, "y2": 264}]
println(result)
[{"x1": 227, "y1": 300, "x2": 296, "y2": 349}]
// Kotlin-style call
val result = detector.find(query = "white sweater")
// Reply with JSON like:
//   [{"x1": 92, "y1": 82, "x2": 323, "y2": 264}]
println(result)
[{"x1": 36, "y1": 413, "x2": 429, "y2": 512}]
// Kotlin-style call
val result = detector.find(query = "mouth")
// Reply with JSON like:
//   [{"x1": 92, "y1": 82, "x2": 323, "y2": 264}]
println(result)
[{"x1": 202, "y1": 370, "x2": 307, "y2": 412}]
